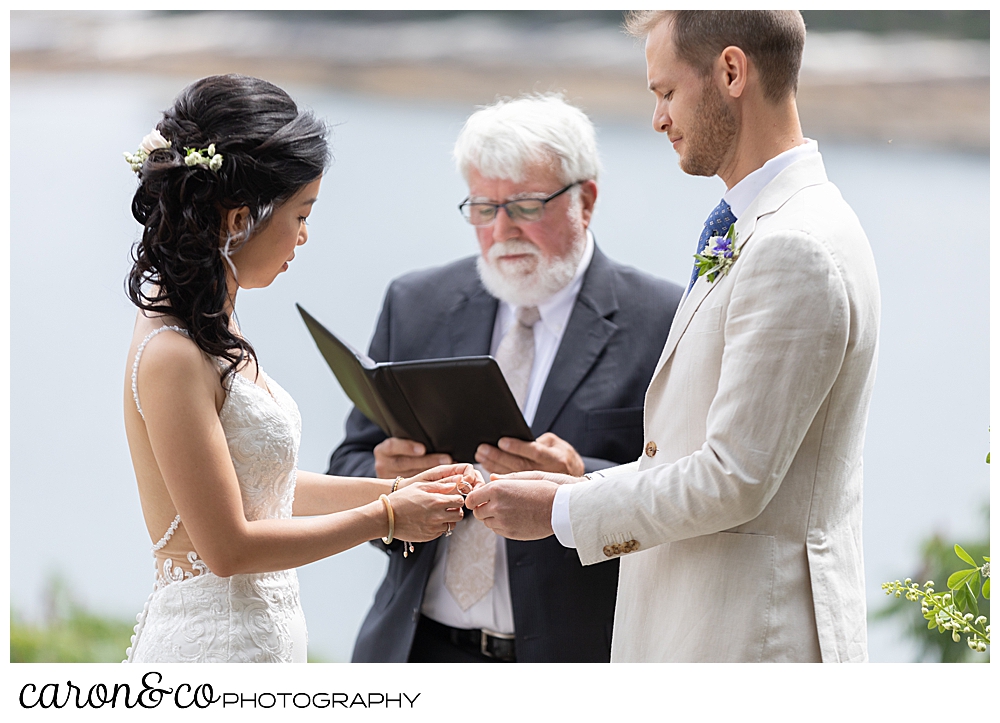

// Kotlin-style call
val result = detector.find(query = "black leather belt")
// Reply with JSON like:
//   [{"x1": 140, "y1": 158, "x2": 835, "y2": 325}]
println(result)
[{"x1": 420, "y1": 616, "x2": 517, "y2": 662}]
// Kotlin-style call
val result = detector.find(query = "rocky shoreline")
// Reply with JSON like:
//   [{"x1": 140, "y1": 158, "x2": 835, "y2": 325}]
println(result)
[{"x1": 11, "y1": 11, "x2": 988, "y2": 152}]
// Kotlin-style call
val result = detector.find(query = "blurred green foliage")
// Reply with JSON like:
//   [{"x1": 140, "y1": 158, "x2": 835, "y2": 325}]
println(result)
[
  {"x1": 12, "y1": 575, "x2": 335, "y2": 662},
  {"x1": 170, "y1": 10, "x2": 990, "y2": 41},
  {"x1": 874, "y1": 509, "x2": 990, "y2": 663},
  {"x1": 11, "y1": 577, "x2": 134, "y2": 663},
  {"x1": 801, "y1": 10, "x2": 988, "y2": 40}
]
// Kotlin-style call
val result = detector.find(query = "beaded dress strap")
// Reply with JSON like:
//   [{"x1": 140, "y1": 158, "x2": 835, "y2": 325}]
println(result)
[
  {"x1": 152, "y1": 514, "x2": 182, "y2": 552},
  {"x1": 131, "y1": 325, "x2": 189, "y2": 419},
  {"x1": 132, "y1": 325, "x2": 188, "y2": 551}
]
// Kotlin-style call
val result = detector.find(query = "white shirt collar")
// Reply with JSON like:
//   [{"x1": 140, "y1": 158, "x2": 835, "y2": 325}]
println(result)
[{"x1": 724, "y1": 139, "x2": 819, "y2": 219}]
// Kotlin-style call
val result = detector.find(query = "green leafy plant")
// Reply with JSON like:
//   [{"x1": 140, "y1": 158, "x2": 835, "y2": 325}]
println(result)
[
  {"x1": 882, "y1": 544, "x2": 990, "y2": 655},
  {"x1": 877, "y1": 447, "x2": 990, "y2": 662},
  {"x1": 876, "y1": 529, "x2": 990, "y2": 662}
]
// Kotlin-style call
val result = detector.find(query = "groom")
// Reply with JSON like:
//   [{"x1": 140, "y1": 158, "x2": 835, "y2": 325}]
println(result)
[{"x1": 466, "y1": 10, "x2": 881, "y2": 662}]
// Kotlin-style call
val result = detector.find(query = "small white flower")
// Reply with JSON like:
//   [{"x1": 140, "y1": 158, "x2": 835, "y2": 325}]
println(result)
[
  {"x1": 124, "y1": 149, "x2": 148, "y2": 172},
  {"x1": 181, "y1": 145, "x2": 223, "y2": 172},
  {"x1": 139, "y1": 128, "x2": 171, "y2": 153}
]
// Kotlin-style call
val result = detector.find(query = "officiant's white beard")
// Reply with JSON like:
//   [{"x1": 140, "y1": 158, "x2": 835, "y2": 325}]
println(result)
[{"x1": 477, "y1": 236, "x2": 585, "y2": 307}]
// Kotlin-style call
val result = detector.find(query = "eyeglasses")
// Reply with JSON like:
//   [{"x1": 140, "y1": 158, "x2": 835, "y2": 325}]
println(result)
[{"x1": 458, "y1": 182, "x2": 580, "y2": 227}]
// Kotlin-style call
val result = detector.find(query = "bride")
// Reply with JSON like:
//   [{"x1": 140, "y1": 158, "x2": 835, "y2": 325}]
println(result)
[{"x1": 122, "y1": 74, "x2": 472, "y2": 663}]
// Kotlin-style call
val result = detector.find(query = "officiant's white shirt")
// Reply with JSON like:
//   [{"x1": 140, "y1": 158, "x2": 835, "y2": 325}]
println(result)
[
  {"x1": 420, "y1": 232, "x2": 595, "y2": 633},
  {"x1": 551, "y1": 141, "x2": 819, "y2": 548}
]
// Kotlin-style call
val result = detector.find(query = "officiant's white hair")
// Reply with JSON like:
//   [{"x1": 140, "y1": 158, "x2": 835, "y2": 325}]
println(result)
[{"x1": 454, "y1": 93, "x2": 601, "y2": 186}]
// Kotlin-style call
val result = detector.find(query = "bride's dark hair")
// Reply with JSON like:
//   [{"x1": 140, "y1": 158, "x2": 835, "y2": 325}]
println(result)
[{"x1": 127, "y1": 74, "x2": 330, "y2": 381}]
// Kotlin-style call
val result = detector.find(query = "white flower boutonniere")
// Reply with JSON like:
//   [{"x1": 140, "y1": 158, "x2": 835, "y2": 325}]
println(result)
[
  {"x1": 124, "y1": 128, "x2": 171, "y2": 173},
  {"x1": 694, "y1": 222, "x2": 740, "y2": 283}
]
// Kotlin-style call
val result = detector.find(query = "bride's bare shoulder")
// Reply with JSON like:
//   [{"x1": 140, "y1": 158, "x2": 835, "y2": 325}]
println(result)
[{"x1": 130, "y1": 312, "x2": 218, "y2": 397}]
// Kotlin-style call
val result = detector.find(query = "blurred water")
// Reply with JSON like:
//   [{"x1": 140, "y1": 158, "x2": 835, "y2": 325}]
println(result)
[{"x1": 10, "y1": 72, "x2": 988, "y2": 662}]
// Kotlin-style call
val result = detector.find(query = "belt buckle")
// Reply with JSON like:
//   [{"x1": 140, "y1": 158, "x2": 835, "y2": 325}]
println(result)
[{"x1": 480, "y1": 629, "x2": 515, "y2": 660}]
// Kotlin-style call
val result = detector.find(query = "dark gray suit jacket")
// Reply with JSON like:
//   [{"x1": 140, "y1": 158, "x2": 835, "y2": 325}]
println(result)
[{"x1": 329, "y1": 245, "x2": 683, "y2": 662}]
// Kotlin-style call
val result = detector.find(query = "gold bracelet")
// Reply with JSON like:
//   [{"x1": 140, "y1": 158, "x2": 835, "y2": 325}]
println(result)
[
  {"x1": 379, "y1": 494, "x2": 394, "y2": 544},
  {"x1": 391, "y1": 476, "x2": 403, "y2": 494}
]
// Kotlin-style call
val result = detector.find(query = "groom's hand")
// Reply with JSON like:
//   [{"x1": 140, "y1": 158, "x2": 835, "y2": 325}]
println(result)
[
  {"x1": 374, "y1": 437, "x2": 452, "y2": 479},
  {"x1": 475, "y1": 432, "x2": 585, "y2": 477},
  {"x1": 464, "y1": 474, "x2": 561, "y2": 540}
]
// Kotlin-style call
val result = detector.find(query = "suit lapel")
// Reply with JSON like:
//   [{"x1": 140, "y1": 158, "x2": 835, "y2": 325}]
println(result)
[
  {"x1": 532, "y1": 246, "x2": 619, "y2": 435},
  {"x1": 448, "y1": 280, "x2": 499, "y2": 357},
  {"x1": 651, "y1": 153, "x2": 830, "y2": 381},
  {"x1": 651, "y1": 275, "x2": 713, "y2": 379}
]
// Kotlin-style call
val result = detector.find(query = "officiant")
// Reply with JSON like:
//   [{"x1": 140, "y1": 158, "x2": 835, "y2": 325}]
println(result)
[{"x1": 327, "y1": 94, "x2": 683, "y2": 663}]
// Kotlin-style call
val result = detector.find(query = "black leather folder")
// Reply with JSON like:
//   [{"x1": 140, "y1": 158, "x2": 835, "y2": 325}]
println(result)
[{"x1": 297, "y1": 304, "x2": 534, "y2": 463}]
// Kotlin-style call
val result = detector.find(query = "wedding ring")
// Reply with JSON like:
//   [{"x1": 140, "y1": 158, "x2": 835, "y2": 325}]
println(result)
[{"x1": 445, "y1": 523, "x2": 453, "y2": 536}]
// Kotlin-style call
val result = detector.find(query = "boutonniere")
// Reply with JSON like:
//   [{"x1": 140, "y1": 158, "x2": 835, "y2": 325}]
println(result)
[{"x1": 694, "y1": 222, "x2": 740, "y2": 283}]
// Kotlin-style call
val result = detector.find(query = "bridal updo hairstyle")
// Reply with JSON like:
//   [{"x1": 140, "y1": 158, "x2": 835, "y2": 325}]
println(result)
[{"x1": 127, "y1": 74, "x2": 330, "y2": 381}]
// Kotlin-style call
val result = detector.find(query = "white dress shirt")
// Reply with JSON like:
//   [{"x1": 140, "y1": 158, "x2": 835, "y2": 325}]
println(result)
[
  {"x1": 420, "y1": 232, "x2": 595, "y2": 632},
  {"x1": 551, "y1": 141, "x2": 820, "y2": 549},
  {"x1": 723, "y1": 139, "x2": 818, "y2": 218}
]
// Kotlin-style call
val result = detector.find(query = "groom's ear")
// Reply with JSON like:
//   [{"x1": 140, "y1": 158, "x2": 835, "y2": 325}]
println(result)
[
  {"x1": 224, "y1": 206, "x2": 251, "y2": 238},
  {"x1": 718, "y1": 45, "x2": 749, "y2": 99}
]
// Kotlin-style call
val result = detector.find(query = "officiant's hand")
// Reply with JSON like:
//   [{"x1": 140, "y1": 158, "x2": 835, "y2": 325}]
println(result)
[
  {"x1": 475, "y1": 433, "x2": 585, "y2": 477},
  {"x1": 374, "y1": 437, "x2": 452, "y2": 479},
  {"x1": 464, "y1": 472, "x2": 563, "y2": 540}
]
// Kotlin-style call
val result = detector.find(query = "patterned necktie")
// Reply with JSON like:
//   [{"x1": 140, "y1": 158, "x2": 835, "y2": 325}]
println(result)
[
  {"x1": 687, "y1": 199, "x2": 737, "y2": 294},
  {"x1": 493, "y1": 305, "x2": 541, "y2": 411},
  {"x1": 444, "y1": 305, "x2": 540, "y2": 610}
]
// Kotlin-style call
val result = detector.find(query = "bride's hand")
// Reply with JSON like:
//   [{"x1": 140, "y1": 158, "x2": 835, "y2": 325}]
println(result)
[
  {"x1": 389, "y1": 476, "x2": 467, "y2": 543},
  {"x1": 399, "y1": 463, "x2": 482, "y2": 497}
]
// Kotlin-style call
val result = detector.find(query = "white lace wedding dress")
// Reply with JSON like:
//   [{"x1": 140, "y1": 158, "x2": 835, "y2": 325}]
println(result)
[{"x1": 125, "y1": 325, "x2": 308, "y2": 663}]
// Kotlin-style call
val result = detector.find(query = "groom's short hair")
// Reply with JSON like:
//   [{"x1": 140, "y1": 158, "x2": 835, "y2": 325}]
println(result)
[{"x1": 625, "y1": 10, "x2": 806, "y2": 104}]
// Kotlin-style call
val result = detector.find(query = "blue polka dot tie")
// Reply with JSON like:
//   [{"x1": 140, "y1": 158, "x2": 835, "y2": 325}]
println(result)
[{"x1": 687, "y1": 199, "x2": 737, "y2": 294}]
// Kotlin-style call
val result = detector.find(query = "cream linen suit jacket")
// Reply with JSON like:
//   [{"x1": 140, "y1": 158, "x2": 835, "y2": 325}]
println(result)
[{"x1": 568, "y1": 153, "x2": 880, "y2": 662}]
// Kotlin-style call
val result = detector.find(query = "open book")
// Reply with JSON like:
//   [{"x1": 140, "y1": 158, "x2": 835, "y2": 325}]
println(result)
[{"x1": 297, "y1": 304, "x2": 534, "y2": 464}]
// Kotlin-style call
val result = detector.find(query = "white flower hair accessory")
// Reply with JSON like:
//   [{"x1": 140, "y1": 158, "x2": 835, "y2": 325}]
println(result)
[
  {"x1": 184, "y1": 144, "x2": 224, "y2": 172},
  {"x1": 123, "y1": 128, "x2": 171, "y2": 173}
]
